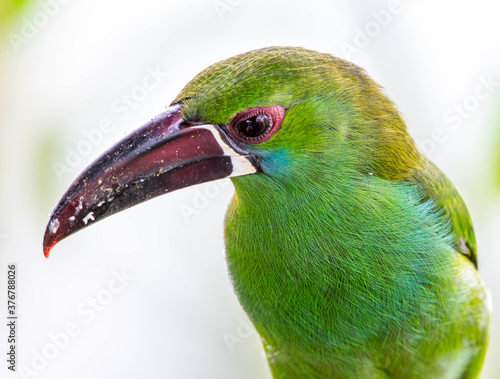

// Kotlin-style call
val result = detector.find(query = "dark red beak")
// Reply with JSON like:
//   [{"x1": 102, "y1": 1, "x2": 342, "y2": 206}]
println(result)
[{"x1": 43, "y1": 105, "x2": 257, "y2": 257}]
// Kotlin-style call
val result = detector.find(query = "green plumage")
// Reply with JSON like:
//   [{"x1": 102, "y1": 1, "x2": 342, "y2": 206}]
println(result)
[{"x1": 174, "y1": 47, "x2": 489, "y2": 378}]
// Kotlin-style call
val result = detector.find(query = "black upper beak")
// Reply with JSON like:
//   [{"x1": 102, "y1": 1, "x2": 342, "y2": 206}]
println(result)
[{"x1": 43, "y1": 105, "x2": 258, "y2": 257}]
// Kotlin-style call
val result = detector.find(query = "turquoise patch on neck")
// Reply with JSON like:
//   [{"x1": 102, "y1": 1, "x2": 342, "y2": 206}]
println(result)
[{"x1": 258, "y1": 147, "x2": 292, "y2": 177}]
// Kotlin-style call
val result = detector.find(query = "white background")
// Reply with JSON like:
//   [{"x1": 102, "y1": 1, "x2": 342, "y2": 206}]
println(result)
[{"x1": 1, "y1": 0, "x2": 499, "y2": 378}]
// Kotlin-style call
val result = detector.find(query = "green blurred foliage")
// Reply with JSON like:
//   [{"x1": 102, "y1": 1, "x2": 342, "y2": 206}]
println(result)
[
  {"x1": 32, "y1": 129, "x2": 64, "y2": 213},
  {"x1": 0, "y1": 0, "x2": 34, "y2": 27},
  {"x1": 495, "y1": 114, "x2": 500, "y2": 190}
]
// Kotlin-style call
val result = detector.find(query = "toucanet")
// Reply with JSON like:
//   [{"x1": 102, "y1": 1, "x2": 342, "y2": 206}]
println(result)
[{"x1": 43, "y1": 47, "x2": 490, "y2": 378}]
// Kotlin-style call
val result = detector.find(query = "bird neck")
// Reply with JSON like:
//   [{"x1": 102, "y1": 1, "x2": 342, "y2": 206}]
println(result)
[{"x1": 224, "y1": 165, "x2": 452, "y2": 353}]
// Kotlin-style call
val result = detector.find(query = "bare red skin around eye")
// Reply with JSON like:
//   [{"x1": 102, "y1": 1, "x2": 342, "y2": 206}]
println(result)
[{"x1": 227, "y1": 105, "x2": 286, "y2": 143}]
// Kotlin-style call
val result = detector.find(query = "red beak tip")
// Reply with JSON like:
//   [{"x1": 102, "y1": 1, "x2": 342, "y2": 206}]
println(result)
[{"x1": 43, "y1": 239, "x2": 56, "y2": 259}]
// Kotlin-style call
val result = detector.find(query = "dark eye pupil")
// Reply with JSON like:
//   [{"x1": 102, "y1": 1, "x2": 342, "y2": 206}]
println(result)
[{"x1": 239, "y1": 114, "x2": 269, "y2": 138}]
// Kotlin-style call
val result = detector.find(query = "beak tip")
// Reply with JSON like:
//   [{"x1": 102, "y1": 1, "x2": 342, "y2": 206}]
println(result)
[
  {"x1": 43, "y1": 219, "x2": 59, "y2": 259},
  {"x1": 43, "y1": 233, "x2": 55, "y2": 258}
]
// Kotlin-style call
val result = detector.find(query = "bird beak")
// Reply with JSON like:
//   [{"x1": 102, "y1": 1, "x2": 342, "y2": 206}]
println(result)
[{"x1": 43, "y1": 104, "x2": 258, "y2": 258}]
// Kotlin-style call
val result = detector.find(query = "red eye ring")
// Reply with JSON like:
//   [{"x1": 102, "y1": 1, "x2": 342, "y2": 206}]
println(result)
[{"x1": 227, "y1": 105, "x2": 285, "y2": 143}]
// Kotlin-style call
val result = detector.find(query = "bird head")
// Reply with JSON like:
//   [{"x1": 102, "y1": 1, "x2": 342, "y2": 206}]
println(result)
[{"x1": 43, "y1": 46, "x2": 420, "y2": 257}]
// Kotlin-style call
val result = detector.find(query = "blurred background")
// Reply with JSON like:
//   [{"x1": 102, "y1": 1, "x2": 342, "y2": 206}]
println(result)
[{"x1": 1, "y1": 0, "x2": 499, "y2": 378}]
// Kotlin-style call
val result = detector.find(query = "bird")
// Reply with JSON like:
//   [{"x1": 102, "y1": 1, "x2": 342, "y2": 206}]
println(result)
[{"x1": 43, "y1": 46, "x2": 490, "y2": 378}]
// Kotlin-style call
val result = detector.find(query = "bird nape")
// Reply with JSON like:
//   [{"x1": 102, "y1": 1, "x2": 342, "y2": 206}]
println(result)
[{"x1": 43, "y1": 47, "x2": 489, "y2": 379}]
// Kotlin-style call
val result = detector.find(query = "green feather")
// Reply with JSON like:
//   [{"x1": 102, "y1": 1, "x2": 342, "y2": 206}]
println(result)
[{"x1": 175, "y1": 47, "x2": 489, "y2": 378}]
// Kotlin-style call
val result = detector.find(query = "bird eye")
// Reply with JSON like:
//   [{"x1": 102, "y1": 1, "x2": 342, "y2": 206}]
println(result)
[
  {"x1": 228, "y1": 105, "x2": 285, "y2": 143},
  {"x1": 238, "y1": 114, "x2": 269, "y2": 138}
]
